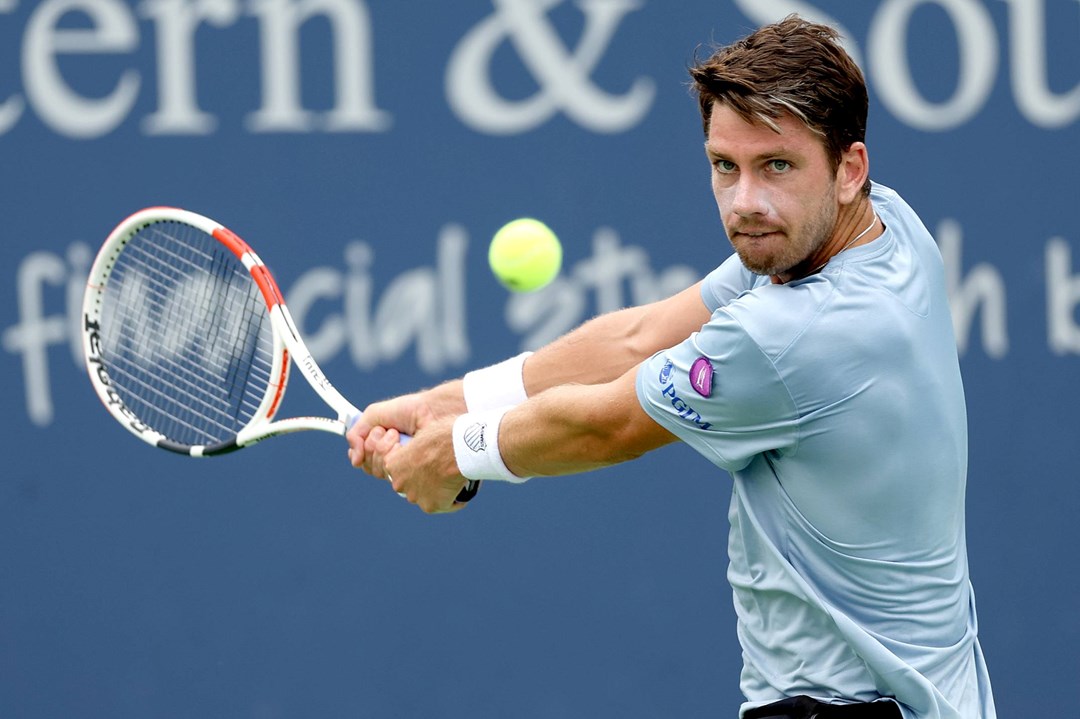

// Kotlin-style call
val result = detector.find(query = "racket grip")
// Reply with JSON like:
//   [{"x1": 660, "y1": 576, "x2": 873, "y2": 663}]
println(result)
[
  {"x1": 457, "y1": 480, "x2": 481, "y2": 503},
  {"x1": 349, "y1": 424, "x2": 481, "y2": 504}
]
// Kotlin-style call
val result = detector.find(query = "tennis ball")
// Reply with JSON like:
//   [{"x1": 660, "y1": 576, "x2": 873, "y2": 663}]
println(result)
[{"x1": 488, "y1": 218, "x2": 562, "y2": 292}]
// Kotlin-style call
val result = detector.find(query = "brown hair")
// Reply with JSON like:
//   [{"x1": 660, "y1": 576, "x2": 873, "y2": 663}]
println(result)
[{"x1": 690, "y1": 15, "x2": 870, "y2": 192}]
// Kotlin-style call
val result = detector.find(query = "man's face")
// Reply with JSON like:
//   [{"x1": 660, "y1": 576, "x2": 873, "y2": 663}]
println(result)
[{"x1": 706, "y1": 104, "x2": 840, "y2": 277}]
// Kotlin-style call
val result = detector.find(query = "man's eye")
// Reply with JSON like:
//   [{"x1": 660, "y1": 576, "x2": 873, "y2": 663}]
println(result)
[
  {"x1": 713, "y1": 160, "x2": 736, "y2": 173},
  {"x1": 769, "y1": 159, "x2": 791, "y2": 172}
]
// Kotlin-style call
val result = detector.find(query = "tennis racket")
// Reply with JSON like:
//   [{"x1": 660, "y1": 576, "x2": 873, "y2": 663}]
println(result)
[{"x1": 81, "y1": 206, "x2": 479, "y2": 503}]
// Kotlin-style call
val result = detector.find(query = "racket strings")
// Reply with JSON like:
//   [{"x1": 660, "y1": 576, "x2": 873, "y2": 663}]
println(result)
[
  {"x1": 110, "y1": 239, "x2": 268, "y2": 387},
  {"x1": 100, "y1": 221, "x2": 276, "y2": 446},
  {"x1": 107, "y1": 233, "x2": 272, "y2": 439}
]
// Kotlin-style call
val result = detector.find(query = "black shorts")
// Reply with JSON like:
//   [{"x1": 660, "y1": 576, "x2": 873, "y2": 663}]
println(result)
[{"x1": 744, "y1": 695, "x2": 903, "y2": 719}]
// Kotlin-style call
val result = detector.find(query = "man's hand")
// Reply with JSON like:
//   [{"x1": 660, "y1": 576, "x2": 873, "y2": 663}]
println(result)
[
  {"x1": 357, "y1": 418, "x2": 469, "y2": 514},
  {"x1": 346, "y1": 392, "x2": 470, "y2": 513},
  {"x1": 346, "y1": 392, "x2": 433, "y2": 472},
  {"x1": 346, "y1": 380, "x2": 468, "y2": 467}
]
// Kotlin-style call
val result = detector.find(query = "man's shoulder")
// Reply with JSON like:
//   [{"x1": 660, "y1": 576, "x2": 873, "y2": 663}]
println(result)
[
  {"x1": 712, "y1": 277, "x2": 837, "y2": 361},
  {"x1": 870, "y1": 182, "x2": 931, "y2": 244}
]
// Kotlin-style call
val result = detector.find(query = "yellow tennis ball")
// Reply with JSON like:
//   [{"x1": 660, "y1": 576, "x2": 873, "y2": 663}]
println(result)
[{"x1": 488, "y1": 218, "x2": 562, "y2": 292}]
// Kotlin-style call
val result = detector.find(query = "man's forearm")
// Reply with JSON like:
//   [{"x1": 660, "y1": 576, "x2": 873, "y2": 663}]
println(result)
[
  {"x1": 523, "y1": 281, "x2": 709, "y2": 396},
  {"x1": 522, "y1": 307, "x2": 651, "y2": 395},
  {"x1": 421, "y1": 378, "x2": 468, "y2": 417},
  {"x1": 499, "y1": 367, "x2": 677, "y2": 478},
  {"x1": 448, "y1": 280, "x2": 708, "y2": 420}
]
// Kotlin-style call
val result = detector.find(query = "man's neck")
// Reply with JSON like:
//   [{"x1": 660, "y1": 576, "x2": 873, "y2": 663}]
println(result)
[{"x1": 771, "y1": 198, "x2": 879, "y2": 284}]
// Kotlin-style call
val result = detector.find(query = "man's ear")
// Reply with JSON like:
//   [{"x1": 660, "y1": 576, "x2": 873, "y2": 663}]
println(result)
[{"x1": 837, "y1": 142, "x2": 870, "y2": 204}]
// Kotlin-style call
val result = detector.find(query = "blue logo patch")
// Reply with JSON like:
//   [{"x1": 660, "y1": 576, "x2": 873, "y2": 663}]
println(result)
[{"x1": 658, "y1": 357, "x2": 674, "y2": 385}]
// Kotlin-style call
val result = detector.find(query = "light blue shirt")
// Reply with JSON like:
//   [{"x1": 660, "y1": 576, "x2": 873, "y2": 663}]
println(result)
[{"x1": 635, "y1": 184, "x2": 996, "y2": 719}]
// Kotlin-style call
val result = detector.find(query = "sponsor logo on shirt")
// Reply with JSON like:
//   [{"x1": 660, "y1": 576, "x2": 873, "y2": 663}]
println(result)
[
  {"x1": 659, "y1": 357, "x2": 674, "y2": 385},
  {"x1": 690, "y1": 356, "x2": 714, "y2": 398},
  {"x1": 660, "y1": 384, "x2": 712, "y2": 430}
]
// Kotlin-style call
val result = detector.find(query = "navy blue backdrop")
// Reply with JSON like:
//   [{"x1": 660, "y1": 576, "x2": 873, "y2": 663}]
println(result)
[{"x1": 2, "y1": 1, "x2": 1077, "y2": 716}]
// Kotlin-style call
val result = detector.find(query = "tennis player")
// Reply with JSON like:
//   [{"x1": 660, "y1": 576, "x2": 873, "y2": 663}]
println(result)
[{"x1": 348, "y1": 16, "x2": 996, "y2": 719}]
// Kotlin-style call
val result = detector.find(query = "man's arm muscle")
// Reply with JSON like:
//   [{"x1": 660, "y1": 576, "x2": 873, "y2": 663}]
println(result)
[
  {"x1": 501, "y1": 365, "x2": 677, "y2": 478},
  {"x1": 523, "y1": 280, "x2": 711, "y2": 394}
]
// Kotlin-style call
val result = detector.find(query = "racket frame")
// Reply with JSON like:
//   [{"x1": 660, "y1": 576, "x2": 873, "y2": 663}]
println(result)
[{"x1": 82, "y1": 207, "x2": 359, "y2": 457}]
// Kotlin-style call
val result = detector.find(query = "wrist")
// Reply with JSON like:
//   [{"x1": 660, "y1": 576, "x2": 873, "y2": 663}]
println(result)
[
  {"x1": 452, "y1": 409, "x2": 531, "y2": 483},
  {"x1": 462, "y1": 352, "x2": 533, "y2": 412},
  {"x1": 422, "y1": 379, "x2": 469, "y2": 417}
]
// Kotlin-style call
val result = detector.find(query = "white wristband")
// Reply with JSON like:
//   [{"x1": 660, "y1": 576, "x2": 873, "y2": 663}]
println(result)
[
  {"x1": 462, "y1": 352, "x2": 533, "y2": 413},
  {"x1": 452, "y1": 409, "x2": 531, "y2": 483}
]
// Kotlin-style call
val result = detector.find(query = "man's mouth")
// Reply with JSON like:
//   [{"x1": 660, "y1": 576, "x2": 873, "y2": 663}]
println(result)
[{"x1": 735, "y1": 230, "x2": 782, "y2": 240}]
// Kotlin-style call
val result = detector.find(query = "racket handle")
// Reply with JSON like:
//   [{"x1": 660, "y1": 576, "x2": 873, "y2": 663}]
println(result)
[
  {"x1": 457, "y1": 480, "x2": 481, "y2": 503},
  {"x1": 348, "y1": 422, "x2": 480, "y2": 504}
]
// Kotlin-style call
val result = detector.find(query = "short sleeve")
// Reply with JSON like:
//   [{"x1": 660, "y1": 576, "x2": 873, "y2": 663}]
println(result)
[
  {"x1": 700, "y1": 252, "x2": 759, "y2": 312},
  {"x1": 635, "y1": 312, "x2": 799, "y2": 472}
]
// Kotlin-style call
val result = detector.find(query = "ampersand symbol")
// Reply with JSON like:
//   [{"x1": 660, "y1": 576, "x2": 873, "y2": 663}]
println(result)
[{"x1": 447, "y1": 0, "x2": 655, "y2": 134}]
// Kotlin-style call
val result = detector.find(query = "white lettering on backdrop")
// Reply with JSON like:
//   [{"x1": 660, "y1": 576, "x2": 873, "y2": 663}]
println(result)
[
  {"x1": 8, "y1": 221, "x2": 1080, "y2": 426},
  {"x1": 0, "y1": 0, "x2": 1075, "y2": 137},
  {"x1": 445, "y1": 0, "x2": 654, "y2": 135},
  {"x1": 2, "y1": 227, "x2": 698, "y2": 426}
]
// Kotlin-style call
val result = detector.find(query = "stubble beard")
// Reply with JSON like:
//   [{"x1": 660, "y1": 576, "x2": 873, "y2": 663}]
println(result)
[{"x1": 729, "y1": 193, "x2": 838, "y2": 277}]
